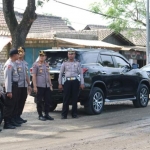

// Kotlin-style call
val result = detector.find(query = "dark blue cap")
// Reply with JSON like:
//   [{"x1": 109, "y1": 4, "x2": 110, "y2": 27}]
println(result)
[{"x1": 9, "y1": 49, "x2": 18, "y2": 56}]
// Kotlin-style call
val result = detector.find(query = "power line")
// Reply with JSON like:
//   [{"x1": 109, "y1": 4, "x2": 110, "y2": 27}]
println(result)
[{"x1": 53, "y1": 0, "x2": 116, "y2": 19}]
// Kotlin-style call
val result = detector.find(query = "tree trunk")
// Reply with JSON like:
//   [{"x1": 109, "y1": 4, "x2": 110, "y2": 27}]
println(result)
[{"x1": 3, "y1": 0, "x2": 37, "y2": 49}]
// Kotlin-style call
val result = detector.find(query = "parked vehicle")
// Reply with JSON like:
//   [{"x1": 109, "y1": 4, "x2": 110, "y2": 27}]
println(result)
[
  {"x1": 141, "y1": 64, "x2": 150, "y2": 77},
  {"x1": 30, "y1": 49, "x2": 150, "y2": 115}
]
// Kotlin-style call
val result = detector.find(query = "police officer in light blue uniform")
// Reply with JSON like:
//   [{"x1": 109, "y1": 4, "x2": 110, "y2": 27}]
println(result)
[
  {"x1": 32, "y1": 50, "x2": 54, "y2": 121},
  {"x1": 3, "y1": 49, "x2": 20, "y2": 129},
  {"x1": 58, "y1": 49, "x2": 84, "y2": 119},
  {"x1": 16, "y1": 47, "x2": 31, "y2": 124}
]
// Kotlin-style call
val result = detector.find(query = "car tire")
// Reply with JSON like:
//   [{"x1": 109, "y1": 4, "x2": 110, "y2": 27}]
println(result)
[
  {"x1": 133, "y1": 84, "x2": 149, "y2": 108},
  {"x1": 0, "y1": 105, "x2": 3, "y2": 124},
  {"x1": 34, "y1": 97, "x2": 57, "y2": 112},
  {"x1": 84, "y1": 87, "x2": 104, "y2": 115}
]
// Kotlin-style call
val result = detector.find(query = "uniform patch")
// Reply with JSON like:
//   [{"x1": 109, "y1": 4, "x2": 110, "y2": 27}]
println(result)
[
  {"x1": 8, "y1": 65, "x2": 12, "y2": 69},
  {"x1": 18, "y1": 67, "x2": 22, "y2": 71}
]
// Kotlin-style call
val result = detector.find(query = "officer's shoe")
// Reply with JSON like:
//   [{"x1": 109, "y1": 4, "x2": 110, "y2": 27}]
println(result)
[
  {"x1": 44, "y1": 114, "x2": 54, "y2": 120},
  {"x1": 19, "y1": 117, "x2": 27, "y2": 123},
  {"x1": 38, "y1": 116, "x2": 46, "y2": 121},
  {"x1": 61, "y1": 116, "x2": 67, "y2": 119},
  {"x1": 0, "y1": 128, "x2": 2, "y2": 132},
  {"x1": 10, "y1": 118, "x2": 21, "y2": 127},
  {"x1": 72, "y1": 115, "x2": 78, "y2": 119},
  {"x1": 3, "y1": 122, "x2": 16, "y2": 129},
  {"x1": 15, "y1": 117, "x2": 23, "y2": 124}
]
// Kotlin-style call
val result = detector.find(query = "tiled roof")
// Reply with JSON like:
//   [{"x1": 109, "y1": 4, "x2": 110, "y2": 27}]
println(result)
[
  {"x1": 0, "y1": 8, "x2": 70, "y2": 33},
  {"x1": 83, "y1": 24, "x2": 107, "y2": 30},
  {"x1": 97, "y1": 29, "x2": 113, "y2": 40},
  {"x1": 121, "y1": 30, "x2": 146, "y2": 46},
  {"x1": 83, "y1": 24, "x2": 146, "y2": 46}
]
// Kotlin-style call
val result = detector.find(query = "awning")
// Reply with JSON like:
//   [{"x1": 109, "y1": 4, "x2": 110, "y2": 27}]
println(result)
[
  {"x1": 55, "y1": 38, "x2": 122, "y2": 50},
  {"x1": 122, "y1": 46, "x2": 146, "y2": 52},
  {"x1": 0, "y1": 36, "x2": 11, "y2": 52}
]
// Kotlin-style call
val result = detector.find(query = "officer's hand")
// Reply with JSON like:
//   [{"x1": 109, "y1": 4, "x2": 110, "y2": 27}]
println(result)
[
  {"x1": 50, "y1": 85, "x2": 53, "y2": 91},
  {"x1": 80, "y1": 84, "x2": 85, "y2": 90},
  {"x1": 7, "y1": 92, "x2": 12, "y2": 99},
  {"x1": 34, "y1": 87, "x2": 38, "y2": 93},
  {"x1": 58, "y1": 84, "x2": 63, "y2": 91}
]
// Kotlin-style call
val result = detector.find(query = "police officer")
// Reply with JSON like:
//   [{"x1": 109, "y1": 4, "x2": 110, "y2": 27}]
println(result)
[
  {"x1": 16, "y1": 47, "x2": 31, "y2": 123},
  {"x1": 58, "y1": 49, "x2": 84, "y2": 119},
  {"x1": 3, "y1": 49, "x2": 20, "y2": 129},
  {"x1": 32, "y1": 50, "x2": 54, "y2": 121}
]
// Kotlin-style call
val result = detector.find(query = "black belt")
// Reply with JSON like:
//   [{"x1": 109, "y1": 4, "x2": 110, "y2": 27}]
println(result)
[
  {"x1": 66, "y1": 77, "x2": 77, "y2": 81},
  {"x1": 12, "y1": 82, "x2": 18, "y2": 86}
]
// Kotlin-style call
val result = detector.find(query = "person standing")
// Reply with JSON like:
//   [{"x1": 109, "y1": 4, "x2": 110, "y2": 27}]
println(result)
[
  {"x1": 16, "y1": 47, "x2": 31, "y2": 123},
  {"x1": 32, "y1": 50, "x2": 54, "y2": 121},
  {"x1": 58, "y1": 49, "x2": 84, "y2": 119},
  {"x1": 3, "y1": 49, "x2": 20, "y2": 129}
]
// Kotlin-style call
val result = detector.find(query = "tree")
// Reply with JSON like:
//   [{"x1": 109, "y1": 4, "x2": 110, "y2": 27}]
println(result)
[
  {"x1": 90, "y1": 0, "x2": 146, "y2": 33},
  {"x1": 2, "y1": 0, "x2": 49, "y2": 49}
]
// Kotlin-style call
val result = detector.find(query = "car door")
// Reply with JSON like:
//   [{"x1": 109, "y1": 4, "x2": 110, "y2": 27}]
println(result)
[
  {"x1": 113, "y1": 56, "x2": 138, "y2": 96},
  {"x1": 98, "y1": 54, "x2": 123, "y2": 98}
]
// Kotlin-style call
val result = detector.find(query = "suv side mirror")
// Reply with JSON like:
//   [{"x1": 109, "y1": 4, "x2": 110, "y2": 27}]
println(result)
[{"x1": 132, "y1": 64, "x2": 139, "y2": 69}]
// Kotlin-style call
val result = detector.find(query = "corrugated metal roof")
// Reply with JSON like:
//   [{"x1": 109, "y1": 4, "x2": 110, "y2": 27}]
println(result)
[{"x1": 56, "y1": 38, "x2": 122, "y2": 50}]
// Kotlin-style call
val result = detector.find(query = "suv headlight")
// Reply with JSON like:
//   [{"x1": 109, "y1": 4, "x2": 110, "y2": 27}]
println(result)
[{"x1": 147, "y1": 71, "x2": 150, "y2": 78}]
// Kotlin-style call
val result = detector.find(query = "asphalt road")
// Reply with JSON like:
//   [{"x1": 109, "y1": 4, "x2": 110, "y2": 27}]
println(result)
[{"x1": 0, "y1": 96, "x2": 150, "y2": 150}]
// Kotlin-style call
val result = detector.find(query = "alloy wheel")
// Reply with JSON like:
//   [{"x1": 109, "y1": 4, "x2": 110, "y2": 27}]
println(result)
[{"x1": 93, "y1": 92, "x2": 104, "y2": 112}]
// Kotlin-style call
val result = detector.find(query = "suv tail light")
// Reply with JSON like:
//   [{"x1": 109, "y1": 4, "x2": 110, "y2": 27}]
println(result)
[{"x1": 82, "y1": 68, "x2": 88, "y2": 74}]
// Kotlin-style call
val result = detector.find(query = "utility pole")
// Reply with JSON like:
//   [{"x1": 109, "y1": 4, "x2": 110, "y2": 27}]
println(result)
[{"x1": 146, "y1": 0, "x2": 150, "y2": 64}]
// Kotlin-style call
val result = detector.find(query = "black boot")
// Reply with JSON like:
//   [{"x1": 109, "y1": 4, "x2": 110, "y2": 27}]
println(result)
[
  {"x1": 3, "y1": 119, "x2": 16, "y2": 129},
  {"x1": 18, "y1": 116, "x2": 27, "y2": 123},
  {"x1": 15, "y1": 116, "x2": 23, "y2": 124},
  {"x1": 39, "y1": 115, "x2": 46, "y2": 121},
  {"x1": 44, "y1": 114, "x2": 54, "y2": 120},
  {"x1": 10, "y1": 118, "x2": 21, "y2": 127},
  {"x1": 0, "y1": 129, "x2": 2, "y2": 132}
]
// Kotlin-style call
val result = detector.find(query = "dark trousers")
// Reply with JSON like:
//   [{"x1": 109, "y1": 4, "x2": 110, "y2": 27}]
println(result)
[
  {"x1": 18, "y1": 87, "x2": 27, "y2": 116},
  {"x1": 37, "y1": 87, "x2": 51, "y2": 116},
  {"x1": 62, "y1": 79, "x2": 80, "y2": 117},
  {"x1": 3, "y1": 83, "x2": 19, "y2": 121}
]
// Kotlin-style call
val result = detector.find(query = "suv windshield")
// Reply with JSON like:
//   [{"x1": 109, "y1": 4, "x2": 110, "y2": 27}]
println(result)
[{"x1": 45, "y1": 51, "x2": 80, "y2": 69}]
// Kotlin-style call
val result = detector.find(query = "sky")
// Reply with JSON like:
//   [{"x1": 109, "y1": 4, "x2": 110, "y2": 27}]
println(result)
[{"x1": 0, "y1": 0, "x2": 108, "y2": 30}]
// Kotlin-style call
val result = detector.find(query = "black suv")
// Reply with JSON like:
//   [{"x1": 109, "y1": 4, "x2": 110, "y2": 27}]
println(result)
[{"x1": 30, "y1": 49, "x2": 150, "y2": 115}]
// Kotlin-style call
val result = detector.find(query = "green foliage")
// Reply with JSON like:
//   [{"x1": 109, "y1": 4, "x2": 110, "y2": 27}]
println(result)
[
  {"x1": 37, "y1": 0, "x2": 49, "y2": 7},
  {"x1": 90, "y1": 0, "x2": 146, "y2": 32}
]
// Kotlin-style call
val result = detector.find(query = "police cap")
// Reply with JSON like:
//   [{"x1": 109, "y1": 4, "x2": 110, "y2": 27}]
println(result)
[
  {"x1": 39, "y1": 50, "x2": 46, "y2": 56},
  {"x1": 9, "y1": 49, "x2": 18, "y2": 56},
  {"x1": 68, "y1": 48, "x2": 75, "y2": 54},
  {"x1": 18, "y1": 47, "x2": 25, "y2": 54}
]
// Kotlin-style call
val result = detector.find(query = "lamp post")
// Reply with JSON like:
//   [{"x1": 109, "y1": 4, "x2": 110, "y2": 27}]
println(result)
[{"x1": 146, "y1": 0, "x2": 150, "y2": 64}]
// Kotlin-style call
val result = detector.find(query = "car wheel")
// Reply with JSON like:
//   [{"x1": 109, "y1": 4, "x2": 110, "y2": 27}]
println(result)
[
  {"x1": 0, "y1": 106, "x2": 3, "y2": 124},
  {"x1": 84, "y1": 87, "x2": 104, "y2": 115},
  {"x1": 133, "y1": 84, "x2": 149, "y2": 108}
]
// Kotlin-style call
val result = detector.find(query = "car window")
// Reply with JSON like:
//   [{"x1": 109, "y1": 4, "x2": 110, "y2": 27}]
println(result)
[
  {"x1": 80, "y1": 52, "x2": 98, "y2": 64},
  {"x1": 100, "y1": 55, "x2": 115, "y2": 67},
  {"x1": 114, "y1": 56, "x2": 129, "y2": 68}
]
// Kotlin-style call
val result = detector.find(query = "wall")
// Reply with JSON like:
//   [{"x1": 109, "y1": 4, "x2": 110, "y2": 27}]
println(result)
[{"x1": 0, "y1": 44, "x2": 9, "y2": 84}]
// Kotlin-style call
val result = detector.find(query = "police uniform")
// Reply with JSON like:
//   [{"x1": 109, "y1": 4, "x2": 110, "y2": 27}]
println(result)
[
  {"x1": 32, "y1": 50, "x2": 54, "y2": 121},
  {"x1": 58, "y1": 49, "x2": 84, "y2": 119},
  {"x1": 3, "y1": 49, "x2": 20, "y2": 129},
  {"x1": 16, "y1": 47, "x2": 28, "y2": 123}
]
